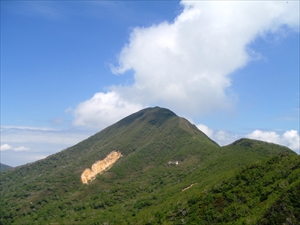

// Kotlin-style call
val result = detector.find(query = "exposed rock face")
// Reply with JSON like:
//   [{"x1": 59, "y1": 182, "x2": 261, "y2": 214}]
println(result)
[{"x1": 81, "y1": 151, "x2": 122, "y2": 184}]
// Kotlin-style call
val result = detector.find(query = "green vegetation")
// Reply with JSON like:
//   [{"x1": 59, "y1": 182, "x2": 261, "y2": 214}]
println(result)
[
  {"x1": 0, "y1": 163, "x2": 12, "y2": 172},
  {"x1": 184, "y1": 153, "x2": 300, "y2": 224},
  {"x1": 0, "y1": 107, "x2": 298, "y2": 224}
]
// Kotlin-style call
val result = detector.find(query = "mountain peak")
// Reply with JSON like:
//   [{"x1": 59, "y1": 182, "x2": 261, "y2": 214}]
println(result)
[
  {"x1": 116, "y1": 106, "x2": 177, "y2": 127},
  {"x1": 231, "y1": 138, "x2": 294, "y2": 152}
]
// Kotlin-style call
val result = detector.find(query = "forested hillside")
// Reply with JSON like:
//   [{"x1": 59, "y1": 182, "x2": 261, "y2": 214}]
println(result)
[
  {"x1": 0, "y1": 163, "x2": 12, "y2": 172},
  {"x1": 0, "y1": 107, "x2": 298, "y2": 225}
]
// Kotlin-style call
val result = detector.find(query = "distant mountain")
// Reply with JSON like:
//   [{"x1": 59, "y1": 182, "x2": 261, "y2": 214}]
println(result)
[
  {"x1": 0, "y1": 107, "x2": 298, "y2": 225},
  {"x1": 0, "y1": 163, "x2": 12, "y2": 172}
]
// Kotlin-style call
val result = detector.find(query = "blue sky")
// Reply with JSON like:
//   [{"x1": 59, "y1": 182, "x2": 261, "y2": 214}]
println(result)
[{"x1": 1, "y1": 1, "x2": 299, "y2": 167}]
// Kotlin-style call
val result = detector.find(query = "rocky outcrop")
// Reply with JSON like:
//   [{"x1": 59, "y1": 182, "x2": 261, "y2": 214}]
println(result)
[{"x1": 81, "y1": 151, "x2": 122, "y2": 184}]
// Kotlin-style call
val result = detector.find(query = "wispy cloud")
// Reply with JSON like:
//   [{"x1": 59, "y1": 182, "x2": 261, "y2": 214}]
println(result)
[
  {"x1": 1, "y1": 125, "x2": 57, "y2": 131},
  {"x1": 4, "y1": 1, "x2": 135, "y2": 22},
  {"x1": 1, "y1": 126, "x2": 94, "y2": 166},
  {"x1": 1, "y1": 126, "x2": 92, "y2": 146},
  {"x1": 6, "y1": 1, "x2": 65, "y2": 20},
  {"x1": 275, "y1": 107, "x2": 300, "y2": 122},
  {"x1": 14, "y1": 146, "x2": 30, "y2": 152}
]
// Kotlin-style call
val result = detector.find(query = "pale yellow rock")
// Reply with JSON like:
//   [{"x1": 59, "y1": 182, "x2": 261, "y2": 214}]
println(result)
[{"x1": 81, "y1": 151, "x2": 122, "y2": 184}]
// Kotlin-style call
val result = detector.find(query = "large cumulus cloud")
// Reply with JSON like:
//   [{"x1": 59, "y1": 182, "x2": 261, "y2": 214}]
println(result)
[{"x1": 72, "y1": 0, "x2": 299, "y2": 129}]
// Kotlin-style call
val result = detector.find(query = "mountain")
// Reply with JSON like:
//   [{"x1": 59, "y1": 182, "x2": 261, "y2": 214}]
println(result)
[
  {"x1": 0, "y1": 163, "x2": 12, "y2": 172},
  {"x1": 0, "y1": 107, "x2": 298, "y2": 225}
]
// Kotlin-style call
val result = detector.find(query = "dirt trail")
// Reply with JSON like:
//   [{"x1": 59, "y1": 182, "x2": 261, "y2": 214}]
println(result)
[
  {"x1": 181, "y1": 183, "x2": 197, "y2": 192},
  {"x1": 81, "y1": 151, "x2": 122, "y2": 184}
]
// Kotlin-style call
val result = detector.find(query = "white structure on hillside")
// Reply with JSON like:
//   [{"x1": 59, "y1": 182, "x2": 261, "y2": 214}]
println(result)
[{"x1": 167, "y1": 160, "x2": 179, "y2": 166}]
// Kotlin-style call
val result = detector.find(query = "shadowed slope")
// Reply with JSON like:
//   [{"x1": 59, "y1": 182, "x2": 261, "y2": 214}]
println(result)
[{"x1": 0, "y1": 163, "x2": 12, "y2": 172}]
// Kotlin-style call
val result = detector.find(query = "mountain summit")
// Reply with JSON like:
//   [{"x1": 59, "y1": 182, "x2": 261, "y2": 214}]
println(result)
[{"x1": 0, "y1": 107, "x2": 298, "y2": 225}]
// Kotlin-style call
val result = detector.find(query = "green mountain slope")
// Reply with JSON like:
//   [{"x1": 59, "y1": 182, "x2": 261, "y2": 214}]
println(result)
[
  {"x1": 0, "y1": 107, "x2": 297, "y2": 225},
  {"x1": 0, "y1": 163, "x2": 12, "y2": 172},
  {"x1": 180, "y1": 153, "x2": 300, "y2": 225}
]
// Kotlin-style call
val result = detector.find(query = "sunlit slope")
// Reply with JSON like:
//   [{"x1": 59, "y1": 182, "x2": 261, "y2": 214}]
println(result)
[
  {"x1": 0, "y1": 107, "x2": 220, "y2": 224},
  {"x1": 168, "y1": 153, "x2": 300, "y2": 225},
  {"x1": 0, "y1": 107, "x2": 296, "y2": 225}
]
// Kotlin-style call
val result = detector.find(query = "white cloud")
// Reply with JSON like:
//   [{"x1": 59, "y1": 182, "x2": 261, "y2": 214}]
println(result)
[
  {"x1": 1, "y1": 126, "x2": 92, "y2": 147},
  {"x1": 247, "y1": 129, "x2": 300, "y2": 152},
  {"x1": 72, "y1": 1, "x2": 298, "y2": 130},
  {"x1": 1, "y1": 125, "x2": 57, "y2": 131},
  {"x1": 197, "y1": 124, "x2": 299, "y2": 153},
  {"x1": 107, "y1": 0, "x2": 299, "y2": 116},
  {"x1": 14, "y1": 146, "x2": 30, "y2": 152},
  {"x1": 1, "y1": 126, "x2": 94, "y2": 166},
  {"x1": 72, "y1": 91, "x2": 143, "y2": 129},
  {"x1": 197, "y1": 124, "x2": 240, "y2": 146},
  {"x1": 0, "y1": 144, "x2": 13, "y2": 151},
  {"x1": 247, "y1": 130, "x2": 280, "y2": 144},
  {"x1": 283, "y1": 130, "x2": 299, "y2": 150},
  {"x1": 214, "y1": 130, "x2": 240, "y2": 147},
  {"x1": 197, "y1": 124, "x2": 214, "y2": 137},
  {"x1": 0, "y1": 143, "x2": 29, "y2": 152}
]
